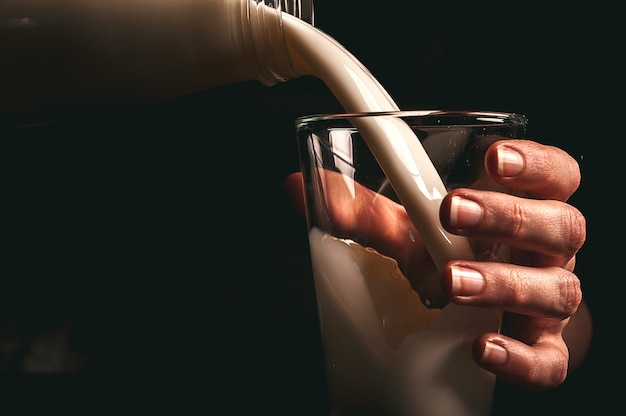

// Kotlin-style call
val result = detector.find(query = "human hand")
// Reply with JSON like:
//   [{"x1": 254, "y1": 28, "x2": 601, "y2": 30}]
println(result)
[{"x1": 284, "y1": 139, "x2": 590, "y2": 390}]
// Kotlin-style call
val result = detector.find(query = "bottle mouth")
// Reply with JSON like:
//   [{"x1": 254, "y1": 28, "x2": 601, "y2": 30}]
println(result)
[{"x1": 277, "y1": 0, "x2": 315, "y2": 25}]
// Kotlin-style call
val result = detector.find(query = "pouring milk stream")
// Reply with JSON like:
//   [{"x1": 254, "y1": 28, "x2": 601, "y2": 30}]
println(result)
[{"x1": 1, "y1": 1, "x2": 500, "y2": 415}]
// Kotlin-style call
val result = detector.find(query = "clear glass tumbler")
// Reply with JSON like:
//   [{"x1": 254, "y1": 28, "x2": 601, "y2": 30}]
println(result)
[{"x1": 295, "y1": 110, "x2": 528, "y2": 416}]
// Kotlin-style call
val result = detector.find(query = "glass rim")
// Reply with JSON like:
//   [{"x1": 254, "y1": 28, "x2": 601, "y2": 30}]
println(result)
[{"x1": 295, "y1": 109, "x2": 528, "y2": 127}]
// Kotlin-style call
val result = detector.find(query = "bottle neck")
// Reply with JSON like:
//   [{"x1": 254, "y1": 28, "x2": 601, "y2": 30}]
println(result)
[{"x1": 243, "y1": 0, "x2": 315, "y2": 86}]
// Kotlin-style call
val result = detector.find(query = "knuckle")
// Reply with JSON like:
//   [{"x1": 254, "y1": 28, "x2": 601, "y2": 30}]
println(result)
[
  {"x1": 525, "y1": 348, "x2": 569, "y2": 389},
  {"x1": 549, "y1": 349, "x2": 570, "y2": 387},
  {"x1": 507, "y1": 202, "x2": 526, "y2": 239},
  {"x1": 563, "y1": 207, "x2": 586, "y2": 257},
  {"x1": 556, "y1": 268, "x2": 582, "y2": 317}
]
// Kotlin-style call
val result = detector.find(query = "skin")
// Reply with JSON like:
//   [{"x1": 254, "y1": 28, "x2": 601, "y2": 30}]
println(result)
[{"x1": 283, "y1": 139, "x2": 591, "y2": 390}]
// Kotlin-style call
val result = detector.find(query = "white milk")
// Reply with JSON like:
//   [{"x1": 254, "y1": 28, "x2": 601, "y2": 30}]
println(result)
[{"x1": 309, "y1": 229, "x2": 499, "y2": 416}]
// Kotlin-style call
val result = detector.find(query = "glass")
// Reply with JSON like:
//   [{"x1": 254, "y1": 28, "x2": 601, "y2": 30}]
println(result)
[{"x1": 295, "y1": 110, "x2": 528, "y2": 416}]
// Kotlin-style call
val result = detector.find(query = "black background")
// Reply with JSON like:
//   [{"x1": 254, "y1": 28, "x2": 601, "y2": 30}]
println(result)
[{"x1": 0, "y1": 1, "x2": 619, "y2": 414}]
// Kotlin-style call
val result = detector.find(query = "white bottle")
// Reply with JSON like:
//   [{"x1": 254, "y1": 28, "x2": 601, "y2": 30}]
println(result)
[{"x1": 0, "y1": 0, "x2": 313, "y2": 125}]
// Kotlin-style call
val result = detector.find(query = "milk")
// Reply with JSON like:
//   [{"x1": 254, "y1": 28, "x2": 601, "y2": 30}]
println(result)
[{"x1": 309, "y1": 229, "x2": 499, "y2": 416}]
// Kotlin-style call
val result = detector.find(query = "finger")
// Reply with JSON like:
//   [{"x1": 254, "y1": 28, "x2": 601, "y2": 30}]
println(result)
[
  {"x1": 283, "y1": 172, "x2": 306, "y2": 217},
  {"x1": 441, "y1": 189, "x2": 586, "y2": 261},
  {"x1": 441, "y1": 262, "x2": 582, "y2": 319},
  {"x1": 472, "y1": 331, "x2": 569, "y2": 389},
  {"x1": 485, "y1": 140, "x2": 581, "y2": 201},
  {"x1": 283, "y1": 170, "x2": 427, "y2": 268}
]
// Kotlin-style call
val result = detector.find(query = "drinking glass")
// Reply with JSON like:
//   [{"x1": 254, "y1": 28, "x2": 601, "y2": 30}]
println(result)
[{"x1": 295, "y1": 110, "x2": 528, "y2": 416}]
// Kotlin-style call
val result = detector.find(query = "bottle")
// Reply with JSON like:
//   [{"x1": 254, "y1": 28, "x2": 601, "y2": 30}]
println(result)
[{"x1": 0, "y1": 0, "x2": 314, "y2": 126}]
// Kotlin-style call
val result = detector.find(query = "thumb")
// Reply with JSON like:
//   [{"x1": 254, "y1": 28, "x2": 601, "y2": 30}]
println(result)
[{"x1": 283, "y1": 172, "x2": 306, "y2": 218}]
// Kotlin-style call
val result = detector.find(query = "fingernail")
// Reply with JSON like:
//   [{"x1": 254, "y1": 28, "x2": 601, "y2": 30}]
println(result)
[
  {"x1": 497, "y1": 146, "x2": 525, "y2": 177},
  {"x1": 450, "y1": 266, "x2": 485, "y2": 296},
  {"x1": 480, "y1": 341, "x2": 508, "y2": 366},
  {"x1": 450, "y1": 196, "x2": 482, "y2": 228}
]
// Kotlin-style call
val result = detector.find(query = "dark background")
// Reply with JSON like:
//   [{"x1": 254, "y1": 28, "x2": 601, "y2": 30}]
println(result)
[{"x1": 0, "y1": 1, "x2": 619, "y2": 414}]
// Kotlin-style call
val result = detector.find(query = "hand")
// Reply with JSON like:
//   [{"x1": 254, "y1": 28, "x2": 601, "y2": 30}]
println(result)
[
  {"x1": 438, "y1": 139, "x2": 589, "y2": 389},
  {"x1": 284, "y1": 139, "x2": 590, "y2": 390}
]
